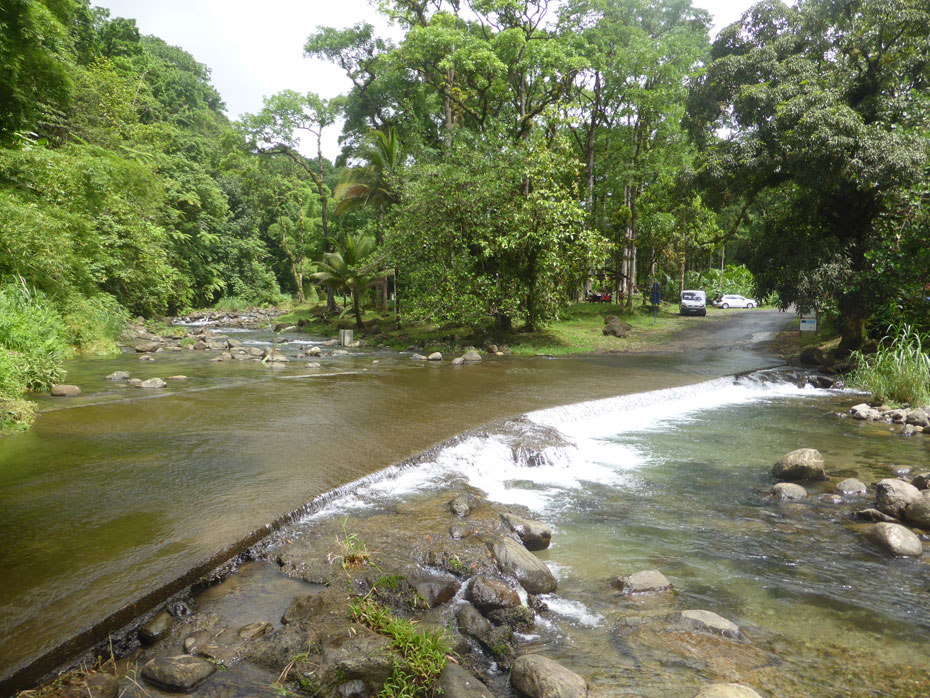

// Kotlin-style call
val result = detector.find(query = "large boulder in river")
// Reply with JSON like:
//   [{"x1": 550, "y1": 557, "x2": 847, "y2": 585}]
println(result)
[
  {"x1": 903, "y1": 494, "x2": 930, "y2": 529},
  {"x1": 874, "y1": 478, "x2": 921, "y2": 518},
  {"x1": 693, "y1": 684, "x2": 763, "y2": 698},
  {"x1": 771, "y1": 448, "x2": 826, "y2": 482},
  {"x1": 488, "y1": 536, "x2": 557, "y2": 594},
  {"x1": 868, "y1": 522, "x2": 923, "y2": 557},
  {"x1": 140, "y1": 377, "x2": 167, "y2": 389},
  {"x1": 510, "y1": 655, "x2": 587, "y2": 698},
  {"x1": 798, "y1": 346, "x2": 831, "y2": 367},
  {"x1": 462, "y1": 350, "x2": 482, "y2": 362},
  {"x1": 50, "y1": 384, "x2": 81, "y2": 397},
  {"x1": 501, "y1": 512, "x2": 551, "y2": 551},
  {"x1": 141, "y1": 655, "x2": 215, "y2": 692},
  {"x1": 449, "y1": 493, "x2": 480, "y2": 517},
  {"x1": 906, "y1": 409, "x2": 930, "y2": 428}
]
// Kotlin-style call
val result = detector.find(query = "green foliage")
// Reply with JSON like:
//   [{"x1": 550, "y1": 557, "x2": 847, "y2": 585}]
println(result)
[
  {"x1": 311, "y1": 233, "x2": 391, "y2": 328},
  {"x1": 682, "y1": 265, "x2": 757, "y2": 300},
  {"x1": 688, "y1": 0, "x2": 930, "y2": 351},
  {"x1": 59, "y1": 293, "x2": 126, "y2": 354},
  {"x1": 390, "y1": 133, "x2": 602, "y2": 332},
  {"x1": 848, "y1": 325, "x2": 930, "y2": 407},
  {"x1": 348, "y1": 598, "x2": 448, "y2": 698},
  {"x1": 335, "y1": 516, "x2": 371, "y2": 570}
]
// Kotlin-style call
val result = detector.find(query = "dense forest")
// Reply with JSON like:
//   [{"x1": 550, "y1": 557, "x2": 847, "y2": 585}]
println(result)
[{"x1": 1, "y1": 0, "x2": 929, "y2": 428}]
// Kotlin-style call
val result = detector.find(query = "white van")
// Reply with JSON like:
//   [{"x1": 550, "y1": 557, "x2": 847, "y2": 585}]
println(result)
[{"x1": 680, "y1": 289, "x2": 707, "y2": 316}]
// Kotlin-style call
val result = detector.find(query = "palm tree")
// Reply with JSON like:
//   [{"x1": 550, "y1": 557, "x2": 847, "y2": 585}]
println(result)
[
  {"x1": 333, "y1": 127, "x2": 403, "y2": 218},
  {"x1": 310, "y1": 233, "x2": 392, "y2": 329},
  {"x1": 334, "y1": 128, "x2": 403, "y2": 311}
]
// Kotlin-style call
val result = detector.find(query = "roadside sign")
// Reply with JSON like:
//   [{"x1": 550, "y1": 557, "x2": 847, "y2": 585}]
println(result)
[{"x1": 800, "y1": 311, "x2": 817, "y2": 332}]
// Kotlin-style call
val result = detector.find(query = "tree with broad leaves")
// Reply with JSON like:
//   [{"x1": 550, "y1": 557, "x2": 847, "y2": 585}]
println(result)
[
  {"x1": 687, "y1": 0, "x2": 930, "y2": 352},
  {"x1": 240, "y1": 91, "x2": 342, "y2": 310}
]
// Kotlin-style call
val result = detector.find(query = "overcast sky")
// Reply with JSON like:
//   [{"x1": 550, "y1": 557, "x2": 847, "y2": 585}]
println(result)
[{"x1": 95, "y1": 0, "x2": 758, "y2": 159}]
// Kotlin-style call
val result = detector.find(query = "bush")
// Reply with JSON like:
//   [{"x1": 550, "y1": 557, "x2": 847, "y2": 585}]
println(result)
[
  {"x1": 0, "y1": 282, "x2": 71, "y2": 393},
  {"x1": 848, "y1": 324, "x2": 930, "y2": 406},
  {"x1": 59, "y1": 293, "x2": 126, "y2": 354},
  {"x1": 682, "y1": 265, "x2": 758, "y2": 299}
]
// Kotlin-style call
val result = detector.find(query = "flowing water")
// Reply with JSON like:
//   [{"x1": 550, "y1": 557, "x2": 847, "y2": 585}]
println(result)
[
  {"x1": 4, "y1": 311, "x2": 928, "y2": 697},
  {"x1": 279, "y1": 375, "x2": 930, "y2": 697},
  {"x1": 0, "y1": 316, "x2": 782, "y2": 686}
]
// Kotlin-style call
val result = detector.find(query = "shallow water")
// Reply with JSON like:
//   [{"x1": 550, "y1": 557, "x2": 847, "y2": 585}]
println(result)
[
  {"x1": 0, "y1": 319, "x2": 785, "y2": 684},
  {"x1": 289, "y1": 375, "x2": 930, "y2": 696}
]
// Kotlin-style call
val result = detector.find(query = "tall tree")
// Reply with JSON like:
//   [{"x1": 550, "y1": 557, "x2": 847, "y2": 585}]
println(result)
[{"x1": 687, "y1": 0, "x2": 930, "y2": 351}]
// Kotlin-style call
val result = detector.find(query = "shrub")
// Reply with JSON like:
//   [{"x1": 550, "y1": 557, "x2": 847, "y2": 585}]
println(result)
[
  {"x1": 0, "y1": 281, "x2": 71, "y2": 393},
  {"x1": 59, "y1": 293, "x2": 126, "y2": 354},
  {"x1": 848, "y1": 324, "x2": 930, "y2": 406}
]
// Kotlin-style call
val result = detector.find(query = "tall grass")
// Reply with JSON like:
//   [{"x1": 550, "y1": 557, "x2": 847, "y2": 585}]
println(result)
[{"x1": 848, "y1": 324, "x2": 930, "y2": 406}]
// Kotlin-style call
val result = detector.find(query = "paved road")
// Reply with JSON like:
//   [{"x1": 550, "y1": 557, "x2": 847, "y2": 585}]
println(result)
[{"x1": 661, "y1": 308, "x2": 794, "y2": 353}]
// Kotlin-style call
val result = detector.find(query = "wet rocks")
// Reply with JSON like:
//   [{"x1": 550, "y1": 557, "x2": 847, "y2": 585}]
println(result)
[
  {"x1": 438, "y1": 663, "x2": 494, "y2": 698},
  {"x1": 501, "y1": 512, "x2": 551, "y2": 551},
  {"x1": 50, "y1": 384, "x2": 82, "y2": 397},
  {"x1": 428, "y1": 352, "x2": 443, "y2": 361},
  {"x1": 677, "y1": 610, "x2": 741, "y2": 639},
  {"x1": 141, "y1": 655, "x2": 215, "y2": 692},
  {"x1": 105, "y1": 371, "x2": 130, "y2": 381},
  {"x1": 452, "y1": 357, "x2": 465, "y2": 366},
  {"x1": 615, "y1": 569, "x2": 672, "y2": 595},
  {"x1": 466, "y1": 576, "x2": 520, "y2": 611},
  {"x1": 693, "y1": 684, "x2": 763, "y2": 698},
  {"x1": 450, "y1": 493, "x2": 480, "y2": 518},
  {"x1": 771, "y1": 482, "x2": 807, "y2": 500},
  {"x1": 462, "y1": 350, "x2": 482, "y2": 362},
  {"x1": 134, "y1": 342, "x2": 160, "y2": 353},
  {"x1": 457, "y1": 603, "x2": 492, "y2": 639},
  {"x1": 238, "y1": 620, "x2": 273, "y2": 640},
  {"x1": 488, "y1": 536, "x2": 557, "y2": 594},
  {"x1": 903, "y1": 494, "x2": 930, "y2": 529},
  {"x1": 510, "y1": 655, "x2": 588, "y2": 698},
  {"x1": 306, "y1": 346, "x2": 322, "y2": 357},
  {"x1": 412, "y1": 575, "x2": 460, "y2": 608},
  {"x1": 82, "y1": 672, "x2": 119, "y2": 698},
  {"x1": 874, "y1": 478, "x2": 921, "y2": 518},
  {"x1": 853, "y1": 508, "x2": 898, "y2": 523},
  {"x1": 850, "y1": 403, "x2": 881, "y2": 420},
  {"x1": 138, "y1": 610, "x2": 173, "y2": 644},
  {"x1": 868, "y1": 522, "x2": 923, "y2": 557},
  {"x1": 836, "y1": 478, "x2": 867, "y2": 495},
  {"x1": 410, "y1": 353, "x2": 427, "y2": 361},
  {"x1": 771, "y1": 448, "x2": 826, "y2": 481},
  {"x1": 911, "y1": 473, "x2": 930, "y2": 490},
  {"x1": 139, "y1": 377, "x2": 166, "y2": 389},
  {"x1": 312, "y1": 624, "x2": 395, "y2": 696}
]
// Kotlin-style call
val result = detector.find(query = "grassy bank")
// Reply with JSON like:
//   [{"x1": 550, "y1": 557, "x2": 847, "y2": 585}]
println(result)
[{"x1": 276, "y1": 297, "x2": 729, "y2": 356}]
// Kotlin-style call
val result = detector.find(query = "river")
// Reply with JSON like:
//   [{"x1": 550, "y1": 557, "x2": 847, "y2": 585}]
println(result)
[{"x1": 4, "y1": 309, "x2": 914, "y2": 697}]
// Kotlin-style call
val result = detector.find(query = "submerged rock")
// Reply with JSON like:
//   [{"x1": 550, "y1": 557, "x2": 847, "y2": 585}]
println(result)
[
  {"x1": 836, "y1": 478, "x2": 867, "y2": 495},
  {"x1": 457, "y1": 603, "x2": 492, "y2": 639},
  {"x1": 105, "y1": 371, "x2": 130, "y2": 381},
  {"x1": 771, "y1": 448, "x2": 826, "y2": 481},
  {"x1": 771, "y1": 482, "x2": 807, "y2": 500},
  {"x1": 510, "y1": 655, "x2": 587, "y2": 698},
  {"x1": 141, "y1": 655, "x2": 215, "y2": 692},
  {"x1": 501, "y1": 512, "x2": 552, "y2": 551},
  {"x1": 140, "y1": 378, "x2": 167, "y2": 389},
  {"x1": 854, "y1": 508, "x2": 898, "y2": 523},
  {"x1": 488, "y1": 536, "x2": 557, "y2": 594},
  {"x1": 450, "y1": 493, "x2": 480, "y2": 518},
  {"x1": 615, "y1": 570, "x2": 672, "y2": 595},
  {"x1": 693, "y1": 684, "x2": 763, "y2": 698},
  {"x1": 868, "y1": 522, "x2": 923, "y2": 557},
  {"x1": 677, "y1": 610, "x2": 741, "y2": 639},
  {"x1": 238, "y1": 620, "x2": 272, "y2": 640},
  {"x1": 875, "y1": 478, "x2": 921, "y2": 518},
  {"x1": 452, "y1": 357, "x2": 465, "y2": 366},
  {"x1": 462, "y1": 350, "x2": 482, "y2": 362}
]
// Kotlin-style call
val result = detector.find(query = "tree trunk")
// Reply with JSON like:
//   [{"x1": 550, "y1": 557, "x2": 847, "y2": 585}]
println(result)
[{"x1": 836, "y1": 292, "x2": 867, "y2": 355}]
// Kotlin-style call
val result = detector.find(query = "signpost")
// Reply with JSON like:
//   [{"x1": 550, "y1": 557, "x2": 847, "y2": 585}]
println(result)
[
  {"x1": 651, "y1": 281, "x2": 661, "y2": 325},
  {"x1": 800, "y1": 309, "x2": 818, "y2": 333}
]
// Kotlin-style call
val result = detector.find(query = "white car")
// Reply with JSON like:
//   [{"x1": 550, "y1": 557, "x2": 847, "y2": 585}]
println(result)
[{"x1": 714, "y1": 294, "x2": 757, "y2": 309}]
